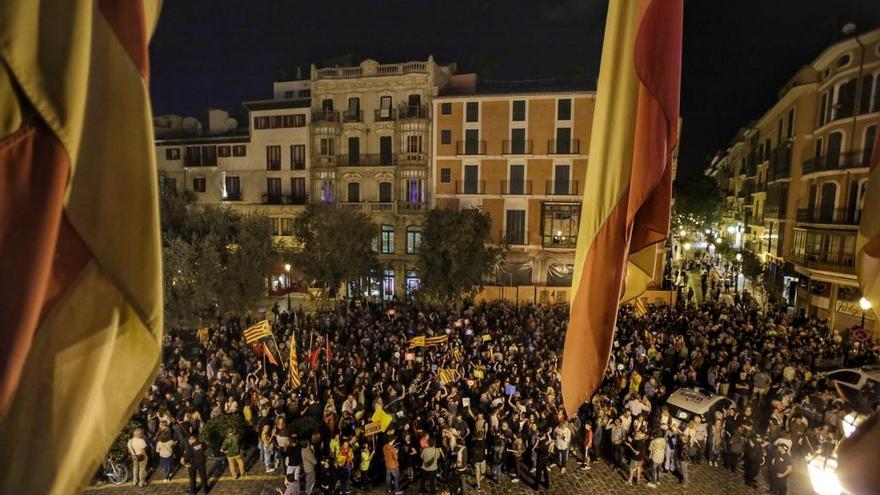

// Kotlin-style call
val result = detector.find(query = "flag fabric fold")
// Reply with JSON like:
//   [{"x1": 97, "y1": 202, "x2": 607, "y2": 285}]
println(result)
[
  {"x1": 0, "y1": 1, "x2": 164, "y2": 493},
  {"x1": 561, "y1": 0, "x2": 682, "y2": 417},
  {"x1": 262, "y1": 342, "x2": 280, "y2": 367}
]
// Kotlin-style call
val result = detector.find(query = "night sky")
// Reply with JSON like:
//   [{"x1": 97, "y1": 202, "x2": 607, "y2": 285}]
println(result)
[{"x1": 149, "y1": 0, "x2": 880, "y2": 177}]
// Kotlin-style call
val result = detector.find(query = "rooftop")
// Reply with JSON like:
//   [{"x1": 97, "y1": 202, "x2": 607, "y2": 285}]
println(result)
[{"x1": 438, "y1": 76, "x2": 595, "y2": 97}]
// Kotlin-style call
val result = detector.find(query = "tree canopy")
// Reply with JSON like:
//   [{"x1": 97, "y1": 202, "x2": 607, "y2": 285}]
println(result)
[
  {"x1": 291, "y1": 205, "x2": 379, "y2": 297},
  {"x1": 417, "y1": 208, "x2": 504, "y2": 305},
  {"x1": 673, "y1": 171, "x2": 723, "y2": 229}
]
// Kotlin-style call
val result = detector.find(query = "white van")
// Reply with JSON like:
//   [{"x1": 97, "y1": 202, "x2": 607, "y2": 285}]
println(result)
[{"x1": 665, "y1": 387, "x2": 734, "y2": 430}]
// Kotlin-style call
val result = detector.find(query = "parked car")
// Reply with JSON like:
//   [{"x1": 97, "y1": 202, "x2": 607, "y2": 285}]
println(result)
[{"x1": 665, "y1": 387, "x2": 734, "y2": 429}]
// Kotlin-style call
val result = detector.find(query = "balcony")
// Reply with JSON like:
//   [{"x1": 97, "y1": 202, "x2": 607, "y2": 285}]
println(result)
[
  {"x1": 764, "y1": 205, "x2": 786, "y2": 219},
  {"x1": 314, "y1": 60, "x2": 428, "y2": 79},
  {"x1": 791, "y1": 250, "x2": 855, "y2": 274},
  {"x1": 501, "y1": 180, "x2": 533, "y2": 195},
  {"x1": 456, "y1": 180, "x2": 486, "y2": 195},
  {"x1": 224, "y1": 190, "x2": 243, "y2": 201},
  {"x1": 397, "y1": 201, "x2": 426, "y2": 213},
  {"x1": 290, "y1": 194, "x2": 309, "y2": 205},
  {"x1": 456, "y1": 140, "x2": 487, "y2": 155},
  {"x1": 336, "y1": 154, "x2": 398, "y2": 166},
  {"x1": 398, "y1": 105, "x2": 429, "y2": 120},
  {"x1": 311, "y1": 110, "x2": 340, "y2": 123},
  {"x1": 342, "y1": 110, "x2": 363, "y2": 123},
  {"x1": 374, "y1": 108, "x2": 397, "y2": 122},
  {"x1": 545, "y1": 180, "x2": 580, "y2": 195},
  {"x1": 502, "y1": 139, "x2": 534, "y2": 155},
  {"x1": 262, "y1": 193, "x2": 286, "y2": 205},
  {"x1": 796, "y1": 207, "x2": 862, "y2": 226},
  {"x1": 399, "y1": 152, "x2": 428, "y2": 164},
  {"x1": 547, "y1": 139, "x2": 581, "y2": 154},
  {"x1": 802, "y1": 149, "x2": 872, "y2": 175},
  {"x1": 339, "y1": 202, "x2": 367, "y2": 212}
]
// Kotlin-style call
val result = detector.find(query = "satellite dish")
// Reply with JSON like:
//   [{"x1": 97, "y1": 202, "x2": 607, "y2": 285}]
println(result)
[
  {"x1": 225, "y1": 117, "x2": 238, "y2": 130},
  {"x1": 841, "y1": 22, "x2": 856, "y2": 35},
  {"x1": 182, "y1": 117, "x2": 202, "y2": 134}
]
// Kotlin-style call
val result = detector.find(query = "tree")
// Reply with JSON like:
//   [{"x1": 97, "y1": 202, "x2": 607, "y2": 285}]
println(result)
[
  {"x1": 292, "y1": 205, "x2": 379, "y2": 297},
  {"x1": 159, "y1": 182, "x2": 279, "y2": 325},
  {"x1": 417, "y1": 208, "x2": 504, "y2": 305},
  {"x1": 673, "y1": 171, "x2": 722, "y2": 229}
]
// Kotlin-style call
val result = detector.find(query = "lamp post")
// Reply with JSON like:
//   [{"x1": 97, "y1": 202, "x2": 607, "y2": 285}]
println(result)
[
  {"x1": 859, "y1": 296, "x2": 872, "y2": 329},
  {"x1": 735, "y1": 252, "x2": 743, "y2": 293},
  {"x1": 284, "y1": 263, "x2": 292, "y2": 311}
]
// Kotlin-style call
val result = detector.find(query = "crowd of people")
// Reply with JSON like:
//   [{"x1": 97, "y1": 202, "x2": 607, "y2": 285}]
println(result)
[{"x1": 116, "y1": 262, "x2": 878, "y2": 495}]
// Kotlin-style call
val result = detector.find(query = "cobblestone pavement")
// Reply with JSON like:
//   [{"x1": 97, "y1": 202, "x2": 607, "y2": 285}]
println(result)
[{"x1": 86, "y1": 454, "x2": 815, "y2": 495}]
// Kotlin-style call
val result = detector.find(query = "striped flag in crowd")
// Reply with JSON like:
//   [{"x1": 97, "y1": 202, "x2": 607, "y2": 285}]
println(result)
[
  {"x1": 244, "y1": 319, "x2": 273, "y2": 344},
  {"x1": 438, "y1": 368, "x2": 459, "y2": 385},
  {"x1": 633, "y1": 297, "x2": 648, "y2": 317},
  {"x1": 561, "y1": 0, "x2": 683, "y2": 417},
  {"x1": 289, "y1": 332, "x2": 301, "y2": 389},
  {"x1": 0, "y1": 1, "x2": 164, "y2": 493}
]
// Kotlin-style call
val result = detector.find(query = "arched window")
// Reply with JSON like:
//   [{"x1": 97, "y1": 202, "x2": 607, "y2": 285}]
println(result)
[
  {"x1": 863, "y1": 125, "x2": 876, "y2": 167},
  {"x1": 406, "y1": 226, "x2": 422, "y2": 254},
  {"x1": 819, "y1": 182, "x2": 837, "y2": 222}
]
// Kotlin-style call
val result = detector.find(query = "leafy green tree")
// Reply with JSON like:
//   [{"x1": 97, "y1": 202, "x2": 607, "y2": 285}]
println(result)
[
  {"x1": 292, "y1": 205, "x2": 379, "y2": 297},
  {"x1": 417, "y1": 208, "x2": 504, "y2": 305},
  {"x1": 220, "y1": 214, "x2": 277, "y2": 312}
]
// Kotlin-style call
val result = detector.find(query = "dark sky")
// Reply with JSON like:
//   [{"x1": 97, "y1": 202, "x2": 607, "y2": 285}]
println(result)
[{"x1": 149, "y1": 0, "x2": 880, "y2": 177}]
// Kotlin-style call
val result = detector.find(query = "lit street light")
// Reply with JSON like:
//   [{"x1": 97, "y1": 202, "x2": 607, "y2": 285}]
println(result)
[
  {"x1": 859, "y1": 296, "x2": 872, "y2": 330},
  {"x1": 284, "y1": 263, "x2": 292, "y2": 311}
]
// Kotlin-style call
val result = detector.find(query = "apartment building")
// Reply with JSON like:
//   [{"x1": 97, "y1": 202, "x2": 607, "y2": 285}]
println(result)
[
  {"x1": 308, "y1": 57, "x2": 456, "y2": 297},
  {"x1": 432, "y1": 79, "x2": 595, "y2": 296},
  {"x1": 707, "y1": 27, "x2": 879, "y2": 331}
]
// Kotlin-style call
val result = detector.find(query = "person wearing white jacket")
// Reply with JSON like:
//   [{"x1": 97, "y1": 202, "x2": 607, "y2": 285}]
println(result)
[{"x1": 554, "y1": 421, "x2": 572, "y2": 473}]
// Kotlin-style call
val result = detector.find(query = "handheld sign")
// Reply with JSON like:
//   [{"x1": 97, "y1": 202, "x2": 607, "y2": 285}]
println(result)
[
  {"x1": 405, "y1": 352, "x2": 416, "y2": 362},
  {"x1": 505, "y1": 385, "x2": 516, "y2": 395},
  {"x1": 364, "y1": 421, "x2": 383, "y2": 436},
  {"x1": 462, "y1": 397, "x2": 470, "y2": 407}
]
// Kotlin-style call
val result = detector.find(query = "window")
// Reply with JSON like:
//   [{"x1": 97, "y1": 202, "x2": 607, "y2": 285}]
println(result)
[
  {"x1": 440, "y1": 168, "x2": 451, "y2": 184},
  {"x1": 224, "y1": 176, "x2": 241, "y2": 200},
  {"x1": 382, "y1": 269, "x2": 395, "y2": 301},
  {"x1": 555, "y1": 127, "x2": 572, "y2": 154},
  {"x1": 321, "y1": 98, "x2": 334, "y2": 111},
  {"x1": 506, "y1": 209, "x2": 526, "y2": 245},
  {"x1": 165, "y1": 148, "x2": 180, "y2": 160},
  {"x1": 406, "y1": 226, "x2": 422, "y2": 254},
  {"x1": 464, "y1": 129, "x2": 480, "y2": 154},
  {"x1": 320, "y1": 180, "x2": 334, "y2": 203},
  {"x1": 293, "y1": 114, "x2": 306, "y2": 127},
  {"x1": 441, "y1": 102, "x2": 452, "y2": 115},
  {"x1": 319, "y1": 138, "x2": 334, "y2": 156},
  {"x1": 542, "y1": 203, "x2": 581, "y2": 248},
  {"x1": 835, "y1": 78, "x2": 857, "y2": 120},
  {"x1": 381, "y1": 225, "x2": 395, "y2": 254},
  {"x1": 508, "y1": 164, "x2": 525, "y2": 194},
  {"x1": 184, "y1": 146, "x2": 201, "y2": 166},
  {"x1": 291, "y1": 177, "x2": 307, "y2": 203},
  {"x1": 254, "y1": 116, "x2": 270, "y2": 129},
  {"x1": 837, "y1": 54, "x2": 851, "y2": 68},
  {"x1": 466, "y1": 102, "x2": 478, "y2": 122},
  {"x1": 786, "y1": 109, "x2": 794, "y2": 138},
  {"x1": 557, "y1": 98, "x2": 572, "y2": 120},
  {"x1": 405, "y1": 271, "x2": 420, "y2": 294},
  {"x1": 284, "y1": 90, "x2": 294, "y2": 99},
  {"x1": 864, "y1": 125, "x2": 877, "y2": 166},
  {"x1": 271, "y1": 115, "x2": 283, "y2": 128},
  {"x1": 281, "y1": 218, "x2": 294, "y2": 236},
  {"x1": 347, "y1": 182, "x2": 360, "y2": 203},
  {"x1": 192, "y1": 177, "x2": 206, "y2": 192},
  {"x1": 379, "y1": 136, "x2": 393, "y2": 164},
  {"x1": 463, "y1": 165, "x2": 479, "y2": 194},
  {"x1": 379, "y1": 182, "x2": 392, "y2": 203},
  {"x1": 232, "y1": 145, "x2": 247, "y2": 157},
  {"x1": 819, "y1": 92, "x2": 828, "y2": 126},
  {"x1": 777, "y1": 118, "x2": 784, "y2": 142},
  {"x1": 378, "y1": 96, "x2": 393, "y2": 120},
  {"x1": 291, "y1": 144, "x2": 305, "y2": 170},
  {"x1": 218, "y1": 145, "x2": 231, "y2": 157},
  {"x1": 406, "y1": 135, "x2": 422, "y2": 153},
  {"x1": 266, "y1": 145, "x2": 281, "y2": 170},
  {"x1": 510, "y1": 128, "x2": 527, "y2": 154},
  {"x1": 267, "y1": 178, "x2": 282, "y2": 201},
  {"x1": 201, "y1": 146, "x2": 217, "y2": 166},
  {"x1": 281, "y1": 114, "x2": 306, "y2": 127},
  {"x1": 441, "y1": 130, "x2": 452, "y2": 145},
  {"x1": 348, "y1": 137, "x2": 360, "y2": 164},
  {"x1": 406, "y1": 179, "x2": 423, "y2": 203},
  {"x1": 553, "y1": 164, "x2": 571, "y2": 195},
  {"x1": 512, "y1": 100, "x2": 526, "y2": 121},
  {"x1": 859, "y1": 74, "x2": 875, "y2": 115}
]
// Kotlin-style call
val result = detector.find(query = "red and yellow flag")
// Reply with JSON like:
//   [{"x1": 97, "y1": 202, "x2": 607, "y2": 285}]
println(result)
[
  {"x1": 289, "y1": 332, "x2": 301, "y2": 389},
  {"x1": 0, "y1": 1, "x2": 163, "y2": 493},
  {"x1": 561, "y1": 0, "x2": 682, "y2": 416}
]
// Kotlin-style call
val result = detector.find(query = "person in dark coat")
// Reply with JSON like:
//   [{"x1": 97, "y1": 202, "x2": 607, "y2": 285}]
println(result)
[
  {"x1": 743, "y1": 433, "x2": 764, "y2": 488},
  {"x1": 181, "y1": 435, "x2": 209, "y2": 494}
]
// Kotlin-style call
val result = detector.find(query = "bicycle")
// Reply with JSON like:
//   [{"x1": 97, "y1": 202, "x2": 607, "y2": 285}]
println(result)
[{"x1": 104, "y1": 456, "x2": 130, "y2": 485}]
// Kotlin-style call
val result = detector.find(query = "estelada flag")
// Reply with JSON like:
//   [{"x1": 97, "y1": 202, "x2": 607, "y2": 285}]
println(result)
[
  {"x1": 438, "y1": 368, "x2": 459, "y2": 385},
  {"x1": 562, "y1": 0, "x2": 682, "y2": 417},
  {"x1": 0, "y1": 1, "x2": 164, "y2": 493},
  {"x1": 325, "y1": 334, "x2": 333, "y2": 363},
  {"x1": 244, "y1": 319, "x2": 272, "y2": 344},
  {"x1": 408, "y1": 335, "x2": 426, "y2": 348},
  {"x1": 262, "y1": 342, "x2": 280, "y2": 367}
]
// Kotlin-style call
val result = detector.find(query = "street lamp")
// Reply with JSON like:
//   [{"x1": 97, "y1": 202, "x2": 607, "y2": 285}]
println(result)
[
  {"x1": 679, "y1": 229, "x2": 687, "y2": 237},
  {"x1": 284, "y1": 263, "x2": 292, "y2": 311},
  {"x1": 735, "y1": 252, "x2": 743, "y2": 294},
  {"x1": 859, "y1": 297, "x2": 872, "y2": 329}
]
